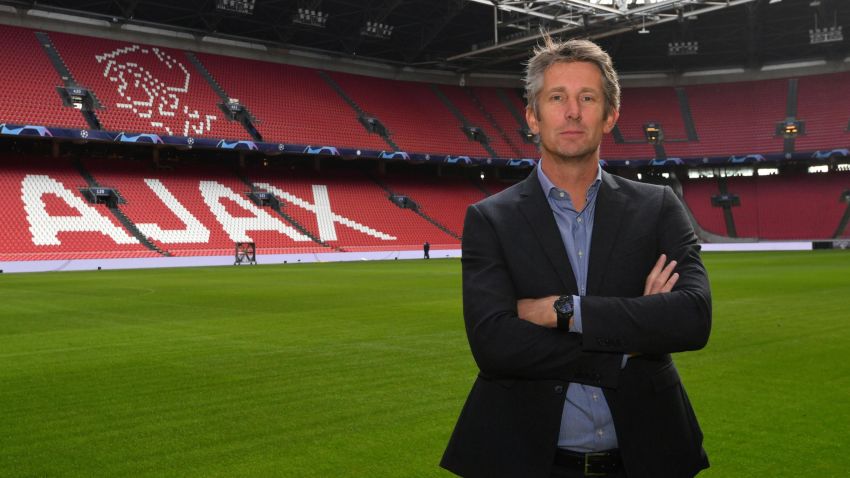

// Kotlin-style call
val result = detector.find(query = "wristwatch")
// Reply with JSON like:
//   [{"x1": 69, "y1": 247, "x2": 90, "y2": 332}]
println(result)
[{"x1": 553, "y1": 295, "x2": 574, "y2": 330}]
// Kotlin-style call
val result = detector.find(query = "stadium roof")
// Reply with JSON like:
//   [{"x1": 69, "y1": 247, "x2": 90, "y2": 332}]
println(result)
[{"x1": 2, "y1": 0, "x2": 848, "y2": 75}]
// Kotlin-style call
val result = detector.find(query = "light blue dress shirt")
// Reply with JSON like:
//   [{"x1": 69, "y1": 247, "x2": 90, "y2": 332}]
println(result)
[{"x1": 536, "y1": 163, "x2": 619, "y2": 452}]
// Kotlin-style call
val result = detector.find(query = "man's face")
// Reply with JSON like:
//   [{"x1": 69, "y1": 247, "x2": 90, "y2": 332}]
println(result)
[{"x1": 526, "y1": 61, "x2": 619, "y2": 163}]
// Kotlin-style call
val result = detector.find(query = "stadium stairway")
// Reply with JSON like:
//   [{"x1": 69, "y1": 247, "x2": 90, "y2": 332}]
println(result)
[
  {"x1": 366, "y1": 172, "x2": 462, "y2": 240},
  {"x1": 834, "y1": 190, "x2": 850, "y2": 238},
  {"x1": 676, "y1": 87, "x2": 699, "y2": 141},
  {"x1": 610, "y1": 124, "x2": 626, "y2": 144},
  {"x1": 429, "y1": 84, "x2": 500, "y2": 158},
  {"x1": 316, "y1": 71, "x2": 400, "y2": 151},
  {"x1": 495, "y1": 88, "x2": 528, "y2": 132},
  {"x1": 194, "y1": 54, "x2": 387, "y2": 150},
  {"x1": 244, "y1": 163, "x2": 459, "y2": 249},
  {"x1": 237, "y1": 171, "x2": 341, "y2": 252},
  {"x1": 328, "y1": 72, "x2": 491, "y2": 156},
  {"x1": 108, "y1": 204, "x2": 171, "y2": 256},
  {"x1": 0, "y1": 25, "x2": 88, "y2": 129},
  {"x1": 465, "y1": 88, "x2": 523, "y2": 158},
  {"x1": 33, "y1": 31, "x2": 102, "y2": 130},
  {"x1": 440, "y1": 85, "x2": 517, "y2": 158},
  {"x1": 185, "y1": 52, "x2": 263, "y2": 142},
  {"x1": 715, "y1": 176, "x2": 739, "y2": 237},
  {"x1": 489, "y1": 88, "x2": 539, "y2": 157},
  {"x1": 783, "y1": 78, "x2": 800, "y2": 155},
  {"x1": 407, "y1": 202, "x2": 462, "y2": 241},
  {"x1": 75, "y1": 158, "x2": 169, "y2": 256},
  {"x1": 471, "y1": 178, "x2": 493, "y2": 197},
  {"x1": 669, "y1": 175, "x2": 754, "y2": 244}
]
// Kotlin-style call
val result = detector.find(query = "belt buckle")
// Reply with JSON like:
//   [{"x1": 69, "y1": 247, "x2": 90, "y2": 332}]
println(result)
[{"x1": 584, "y1": 452, "x2": 609, "y2": 477}]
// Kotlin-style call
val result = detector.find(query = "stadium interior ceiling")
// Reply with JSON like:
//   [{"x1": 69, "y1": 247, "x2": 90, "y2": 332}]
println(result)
[{"x1": 1, "y1": 0, "x2": 848, "y2": 77}]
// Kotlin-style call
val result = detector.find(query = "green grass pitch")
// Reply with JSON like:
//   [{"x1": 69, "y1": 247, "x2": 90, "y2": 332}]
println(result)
[{"x1": 0, "y1": 251, "x2": 847, "y2": 477}]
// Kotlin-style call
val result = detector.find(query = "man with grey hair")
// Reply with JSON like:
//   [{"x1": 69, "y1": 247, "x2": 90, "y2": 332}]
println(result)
[{"x1": 441, "y1": 35, "x2": 711, "y2": 478}]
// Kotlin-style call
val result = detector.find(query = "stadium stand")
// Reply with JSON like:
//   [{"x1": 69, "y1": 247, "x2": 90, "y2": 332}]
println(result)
[
  {"x1": 328, "y1": 71, "x2": 490, "y2": 157},
  {"x1": 615, "y1": 86, "x2": 688, "y2": 144},
  {"x1": 436, "y1": 85, "x2": 518, "y2": 159},
  {"x1": 82, "y1": 157, "x2": 328, "y2": 256},
  {"x1": 194, "y1": 53, "x2": 389, "y2": 150},
  {"x1": 502, "y1": 88, "x2": 529, "y2": 117},
  {"x1": 795, "y1": 71, "x2": 850, "y2": 154},
  {"x1": 0, "y1": 25, "x2": 88, "y2": 129},
  {"x1": 600, "y1": 79, "x2": 790, "y2": 160},
  {"x1": 0, "y1": 153, "x2": 471, "y2": 261},
  {"x1": 601, "y1": 86, "x2": 685, "y2": 161},
  {"x1": 728, "y1": 172, "x2": 850, "y2": 239},
  {"x1": 470, "y1": 86, "x2": 539, "y2": 159},
  {"x1": 6, "y1": 25, "x2": 850, "y2": 264},
  {"x1": 680, "y1": 177, "x2": 730, "y2": 236},
  {"x1": 675, "y1": 79, "x2": 788, "y2": 158},
  {"x1": 4, "y1": 152, "x2": 850, "y2": 262},
  {"x1": 381, "y1": 170, "x2": 488, "y2": 238},
  {"x1": 49, "y1": 32, "x2": 247, "y2": 140},
  {"x1": 245, "y1": 164, "x2": 460, "y2": 251},
  {"x1": 601, "y1": 134, "x2": 655, "y2": 161},
  {"x1": 4, "y1": 24, "x2": 849, "y2": 163},
  {"x1": 681, "y1": 172, "x2": 850, "y2": 239},
  {"x1": 722, "y1": 176, "x2": 762, "y2": 238},
  {"x1": 0, "y1": 155, "x2": 155, "y2": 261}
]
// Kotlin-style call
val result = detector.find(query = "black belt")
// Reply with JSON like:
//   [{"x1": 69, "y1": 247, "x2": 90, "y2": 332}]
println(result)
[{"x1": 553, "y1": 448, "x2": 622, "y2": 476}]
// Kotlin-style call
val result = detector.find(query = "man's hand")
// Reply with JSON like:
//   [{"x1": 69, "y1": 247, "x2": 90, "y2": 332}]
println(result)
[
  {"x1": 644, "y1": 254, "x2": 678, "y2": 296},
  {"x1": 517, "y1": 295, "x2": 560, "y2": 328},
  {"x1": 629, "y1": 254, "x2": 679, "y2": 357}
]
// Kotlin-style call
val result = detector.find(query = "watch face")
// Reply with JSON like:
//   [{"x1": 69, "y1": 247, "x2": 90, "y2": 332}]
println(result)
[{"x1": 555, "y1": 296, "x2": 573, "y2": 315}]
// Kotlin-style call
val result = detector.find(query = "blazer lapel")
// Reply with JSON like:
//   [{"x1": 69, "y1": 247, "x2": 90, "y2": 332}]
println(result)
[
  {"x1": 517, "y1": 168, "x2": 578, "y2": 293},
  {"x1": 587, "y1": 171, "x2": 627, "y2": 295}
]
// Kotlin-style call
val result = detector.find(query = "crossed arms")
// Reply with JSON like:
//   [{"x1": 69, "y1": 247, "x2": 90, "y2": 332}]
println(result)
[
  {"x1": 461, "y1": 185, "x2": 711, "y2": 386},
  {"x1": 516, "y1": 254, "x2": 681, "y2": 330}
]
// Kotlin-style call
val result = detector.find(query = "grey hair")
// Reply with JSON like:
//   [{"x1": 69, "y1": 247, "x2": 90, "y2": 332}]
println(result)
[{"x1": 524, "y1": 34, "x2": 621, "y2": 120}]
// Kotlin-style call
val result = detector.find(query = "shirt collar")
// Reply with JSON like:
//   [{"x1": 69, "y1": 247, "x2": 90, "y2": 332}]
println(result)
[{"x1": 537, "y1": 160, "x2": 603, "y2": 199}]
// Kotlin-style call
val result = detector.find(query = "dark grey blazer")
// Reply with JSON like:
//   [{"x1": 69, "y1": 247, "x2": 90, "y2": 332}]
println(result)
[{"x1": 441, "y1": 168, "x2": 711, "y2": 478}]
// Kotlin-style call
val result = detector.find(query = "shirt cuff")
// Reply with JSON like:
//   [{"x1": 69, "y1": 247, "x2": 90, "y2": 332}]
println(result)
[{"x1": 569, "y1": 295, "x2": 582, "y2": 333}]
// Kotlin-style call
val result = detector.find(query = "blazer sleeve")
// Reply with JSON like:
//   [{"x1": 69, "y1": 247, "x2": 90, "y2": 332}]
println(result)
[
  {"x1": 462, "y1": 203, "x2": 621, "y2": 388},
  {"x1": 580, "y1": 186, "x2": 712, "y2": 355}
]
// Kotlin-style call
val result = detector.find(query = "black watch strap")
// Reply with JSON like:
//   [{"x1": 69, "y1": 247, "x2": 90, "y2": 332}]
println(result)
[{"x1": 554, "y1": 295, "x2": 574, "y2": 330}]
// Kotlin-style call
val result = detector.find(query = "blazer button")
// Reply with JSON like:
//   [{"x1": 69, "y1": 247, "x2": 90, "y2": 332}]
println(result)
[{"x1": 554, "y1": 385, "x2": 565, "y2": 395}]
